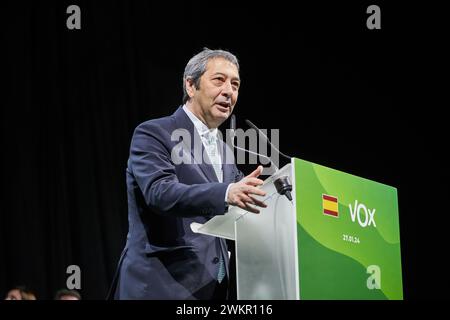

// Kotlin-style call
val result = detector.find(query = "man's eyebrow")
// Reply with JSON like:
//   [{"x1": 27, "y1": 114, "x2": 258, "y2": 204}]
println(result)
[{"x1": 212, "y1": 72, "x2": 241, "y2": 82}]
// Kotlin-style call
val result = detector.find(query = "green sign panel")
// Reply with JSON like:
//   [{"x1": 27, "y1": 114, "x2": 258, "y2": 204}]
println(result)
[{"x1": 294, "y1": 158, "x2": 403, "y2": 299}]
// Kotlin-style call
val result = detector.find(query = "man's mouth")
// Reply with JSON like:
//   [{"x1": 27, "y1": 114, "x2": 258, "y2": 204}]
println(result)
[{"x1": 216, "y1": 102, "x2": 231, "y2": 111}]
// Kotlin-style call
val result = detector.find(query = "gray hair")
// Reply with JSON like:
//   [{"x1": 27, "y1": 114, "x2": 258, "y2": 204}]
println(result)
[{"x1": 182, "y1": 48, "x2": 239, "y2": 103}]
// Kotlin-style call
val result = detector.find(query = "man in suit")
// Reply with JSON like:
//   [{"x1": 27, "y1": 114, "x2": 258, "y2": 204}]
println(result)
[{"x1": 109, "y1": 48, "x2": 267, "y2": 299}]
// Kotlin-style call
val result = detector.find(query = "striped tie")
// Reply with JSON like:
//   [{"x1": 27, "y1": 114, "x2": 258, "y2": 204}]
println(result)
[
  {"x1": 217, "y1": 255, "x2": 226, "y2": 283},
  {"x1": 203, "y1": 131, "x2": 222, "y2": 182},
  {"x1": 203, "y1": 131, "x2": 225, "y2": 282}
]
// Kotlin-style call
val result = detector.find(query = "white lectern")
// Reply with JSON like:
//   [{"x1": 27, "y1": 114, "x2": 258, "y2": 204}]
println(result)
[{"x1": 191, "y1": 163, "x2": 298, "y2": 300}]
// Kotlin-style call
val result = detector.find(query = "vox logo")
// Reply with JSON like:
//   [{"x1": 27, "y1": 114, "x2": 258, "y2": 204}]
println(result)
[{"x1": 349, "y1": 200, "x2": 376, "y2": 228}]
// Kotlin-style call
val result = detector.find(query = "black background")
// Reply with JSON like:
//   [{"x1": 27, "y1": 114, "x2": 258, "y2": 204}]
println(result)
[{"x1": 1, "y1": 1, "x2": 448, "y2": 301}]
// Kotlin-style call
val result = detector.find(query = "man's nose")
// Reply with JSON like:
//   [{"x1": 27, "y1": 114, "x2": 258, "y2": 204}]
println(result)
[{"x1": 221, "y1": 81, "x2": 233, "y2": 97}]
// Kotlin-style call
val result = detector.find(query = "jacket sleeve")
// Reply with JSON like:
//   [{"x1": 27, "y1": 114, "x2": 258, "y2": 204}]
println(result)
[
  {"x1": 234, "y1": 168, "x2": 245, "y2": 182},
  {"x1": 129, "y1": 122, "x2": 229, "y2": 217}
]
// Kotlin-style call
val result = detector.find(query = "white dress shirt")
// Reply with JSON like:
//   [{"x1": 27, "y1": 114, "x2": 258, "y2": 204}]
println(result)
[{"x1": 182, "y1": 105, "x2": 232, "y2": 203}]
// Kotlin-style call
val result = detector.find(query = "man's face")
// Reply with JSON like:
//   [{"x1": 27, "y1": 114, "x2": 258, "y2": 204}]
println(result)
[
  {"x1": 186, "y1": 57, "x2": 240, "y2": 128},
  {"x1": 59, "y1": 295, "x2": 79, "y2": 300},
  {"x1": 5, "y1": 289, "x2": 22, "y2": 300}
]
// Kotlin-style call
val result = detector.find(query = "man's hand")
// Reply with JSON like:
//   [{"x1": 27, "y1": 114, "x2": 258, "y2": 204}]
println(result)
[{"x1": 227, "y1": 166, "x2": 267, "y2": 214}]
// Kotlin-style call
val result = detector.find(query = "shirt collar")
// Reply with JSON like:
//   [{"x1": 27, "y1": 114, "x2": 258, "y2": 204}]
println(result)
[{"x1": 182, "y1": 105, "x2": 218, "y2": 139}]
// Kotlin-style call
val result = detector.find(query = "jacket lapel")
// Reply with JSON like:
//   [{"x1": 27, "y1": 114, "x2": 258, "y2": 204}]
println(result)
[
  {"x1": 174, "y1": 107, "x2": 232, "y2": 278},
  {"x1": 173, "y1": 107, "x2": 219, "y2": 183},
  {"x1": 218, "y1": 138, "x2": 235, "y2": 184}
]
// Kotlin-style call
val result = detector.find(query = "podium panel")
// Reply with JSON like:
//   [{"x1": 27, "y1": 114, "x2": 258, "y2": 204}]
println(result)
[
  {"x1": 192, "y1": 158, "x2": 403, "y2": 300},
  {"x1": 294, "y1": 158, "x2": 403, "y2": 299}
]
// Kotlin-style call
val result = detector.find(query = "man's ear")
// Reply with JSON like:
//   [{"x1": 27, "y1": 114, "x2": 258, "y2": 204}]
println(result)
[{"x1": 185, "y1": 79, "x2": 196, "y2": 99}]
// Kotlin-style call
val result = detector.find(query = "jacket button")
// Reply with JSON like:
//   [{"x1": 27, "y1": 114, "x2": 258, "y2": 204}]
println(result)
[{"x1": 212, "y1": 257, "x2": 219, "y2": 264}]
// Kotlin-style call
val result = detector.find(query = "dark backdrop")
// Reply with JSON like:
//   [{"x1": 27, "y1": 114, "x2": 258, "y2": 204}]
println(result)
[{"x1": 1, "y1": 1, "x2": 447, "y2": 299}]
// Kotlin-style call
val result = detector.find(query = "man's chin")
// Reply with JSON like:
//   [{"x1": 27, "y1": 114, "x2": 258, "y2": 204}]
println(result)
[
  {"x1": 210, "y1": 111, "x2": 229, "y2": 127},
  {"x1": 213, "y1": 106, "x2": 230, "y2": 117}
]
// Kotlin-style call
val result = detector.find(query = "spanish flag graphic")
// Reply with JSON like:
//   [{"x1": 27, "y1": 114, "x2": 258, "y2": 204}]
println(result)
[{"x1": 322, "y1": 194, "x2": 339, "y2": 217}]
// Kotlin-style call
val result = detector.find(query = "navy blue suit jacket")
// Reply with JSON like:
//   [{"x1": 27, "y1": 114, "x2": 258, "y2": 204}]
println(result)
[{"x1": 110, "y1": 106, "x2": 244, "y2": 299}]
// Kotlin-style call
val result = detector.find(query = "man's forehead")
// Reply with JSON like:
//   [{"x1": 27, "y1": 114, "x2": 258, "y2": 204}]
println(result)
[
  {"x1": 206, "y1": 58, "x2": 239, "y2": 77},
  {"x1": 8, "y1": 289, "x2": 21, "y2": 297}
]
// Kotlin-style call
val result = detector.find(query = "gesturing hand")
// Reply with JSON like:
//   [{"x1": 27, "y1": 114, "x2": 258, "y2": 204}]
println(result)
[{"x1": 227, "y1": 165, "x2": 267, "y2": 214}]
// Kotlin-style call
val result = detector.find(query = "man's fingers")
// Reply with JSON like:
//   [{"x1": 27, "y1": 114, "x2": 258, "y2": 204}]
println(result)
[
  {"x1": 235, "y1": 200, "x2": 246, "y2": 210},
  {"x1": 248, "y1": 195, "x2": 267, "y2": 208},
  {"x1": 245, "y1": 186, "x2": 266, "y2": 197},
  {"x1": 244, "y1": 203, "x2": 260, "y2": 214},
  {"x1": 235, "y1": 200, "x2": 259, "y2": 214},
  {"x1": 229, "y1": 178, "x2": 266, "y2": 214},
  {"x1": 240, "y1": 194, "x2": 255, "y2": 205},
  {"x1": 244, "y1": 177, "x2": 264, "y2": 187},
  {"x1": 247, "y1": 165, "x2": 263, "y2": 179},
  {"x1": 240, "y1": 193, "x2": 267, "y2": 209}
]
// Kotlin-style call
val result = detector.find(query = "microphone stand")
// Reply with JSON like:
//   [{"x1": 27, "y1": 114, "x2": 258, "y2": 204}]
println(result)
[{"x1": 229, "y1": 115, "x2": 292, "y2": 201}]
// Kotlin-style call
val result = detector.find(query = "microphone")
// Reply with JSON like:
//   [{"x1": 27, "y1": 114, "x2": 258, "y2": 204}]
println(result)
[
  {"x1": 234, "y1": 117, "x2": 293, "y2": 201},
  {"x1": 245, "y1": 119, "x2": 292, "y2": 201},
  {"x1": 230, "y1": 114, "x2": 237, "y2": 139},
  {"x1": 245, "y1": 119, "x2": 292, "y2": 161},
  {"x1": 274, "y1": 175, "x2": 293, "y2": 201},
  {"x1": 229, "y1": 114, "x2": 278, "y2": 173}
]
